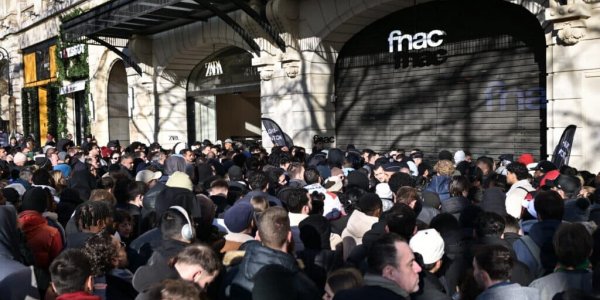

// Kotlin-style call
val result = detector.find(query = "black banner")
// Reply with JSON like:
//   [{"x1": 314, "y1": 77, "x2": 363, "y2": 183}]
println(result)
[
  {"x1": 261, "y1": 118, "x2": 293, "y2": 148},
  {"x1": 551, "y1": 124, "x2": 576, "y2": 168}
]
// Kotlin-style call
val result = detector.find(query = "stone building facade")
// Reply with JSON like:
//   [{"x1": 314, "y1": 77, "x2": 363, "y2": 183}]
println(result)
[{"x1": 1, "y1": 0, "x2": 600, "y2": 171}]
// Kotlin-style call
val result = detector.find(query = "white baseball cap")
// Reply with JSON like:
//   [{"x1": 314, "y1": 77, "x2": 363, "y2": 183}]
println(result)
[{"x1": 409, "y1": 228, "x2": 445, "y2": 265}]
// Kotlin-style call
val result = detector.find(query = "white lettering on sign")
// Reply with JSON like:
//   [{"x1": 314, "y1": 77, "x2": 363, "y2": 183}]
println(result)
[
  {"x1": 59, "y1": 80, "x2": 87, "y2": 95},
  {"x1": 205, "y1": 61, "x2": 223, "y2": 77},
  {"x1": 388, "y1": 29, "x2": 446, "y2": 53},
  {"x1": 60, "y1": 44, "x2": 85, "y2": 59}
]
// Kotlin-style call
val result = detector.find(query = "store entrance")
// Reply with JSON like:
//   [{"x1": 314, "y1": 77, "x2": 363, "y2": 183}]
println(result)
[{"x1": 186, "y1": 47, "x2": 260, "y2": 145}]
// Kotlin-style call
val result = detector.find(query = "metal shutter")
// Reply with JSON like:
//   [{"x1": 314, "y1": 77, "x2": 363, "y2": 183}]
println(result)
[{"x1": 335, "y1": 0, "x2": 546, "y2": 159}]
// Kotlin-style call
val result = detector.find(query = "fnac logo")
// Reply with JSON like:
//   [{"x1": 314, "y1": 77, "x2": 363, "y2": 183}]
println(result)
[
  {"x1": 313, "y1": 135, "x2": 334, "y2": 144},
  {"x1": 388, "y1": 29, "x2": 445, "y2": 53}
]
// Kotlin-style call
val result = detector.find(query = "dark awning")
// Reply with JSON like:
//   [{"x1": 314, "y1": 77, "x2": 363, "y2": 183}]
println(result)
[{"x1": 61, "y1": 0, "x2": 286, "y2": 74}]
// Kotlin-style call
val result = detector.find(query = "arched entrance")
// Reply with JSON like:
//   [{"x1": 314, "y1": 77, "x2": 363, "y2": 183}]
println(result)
[
  {"x1": 335, "y1": 0, "x2": 547, "y2": 159},
  {"x1": 186, "y1": 47, "x2": 260, "y2": 145},
  {"x1": 107, "y1": 60, "x2": 130, "y2": 146}
]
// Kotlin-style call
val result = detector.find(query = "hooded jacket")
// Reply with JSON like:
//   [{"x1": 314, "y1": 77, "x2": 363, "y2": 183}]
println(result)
[
  {"x1": 341, "y1": 210, "x2": 379, "y2": 244},
  {"x1": 341, "y1": 210, "x2": 379, "y2": 260},
  {"x1": 18, "y1": 210, "x2": 63, "y2": 269},
  {"x1": 513, "y1": 219, "x2": 561, "y2": 277},
  {"x1": 0, "y1": 206, "x2": 40, "y2": 300}
]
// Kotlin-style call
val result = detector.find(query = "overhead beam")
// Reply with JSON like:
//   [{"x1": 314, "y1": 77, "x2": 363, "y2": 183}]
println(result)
[
  {"x1": 87, "y1": 36, "x2": 143, "y2": 75},
  {"x1": 229, "y1": 0, "x2": 286, "y2": 52},
  {"x1": 192, "y1": 0, "x2": 261, "y2": 55}
]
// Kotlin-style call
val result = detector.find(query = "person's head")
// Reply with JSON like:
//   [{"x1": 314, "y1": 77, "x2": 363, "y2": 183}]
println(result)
[
  {"x1": 476, "y1": 156, "x2": 494, "y2": 175},
  {"x1": 474, "y1": 211, "x2": 505, "y2": 239},
  {"x1": 89, "y1": 189, "x2": 117, "y2": 206},
  {"x1": 304, "y1": 167, "x2": 321, "y2": 185},
  {"x1": 553, "y1": 222, "x2": 592, "y2": 268},
  {"x1": 120, "y1": 154, "x2": 134, "y2": 170},
  {"x1": 146, "y1": 279, "x2": 204, "y2": 300},
  {"x1": 171, "y1": 245, "x2": 221, "y2": 289},
  {"x1": 385, "y1": 203, "x2": 417, "y2": 241},
  {"x1": 110, "y1": 152, "x2": 121, "y2": 164},
  {"x1": 374, "y1": 164, "x2": 387, "y2": 183},
  {"x1": 20, "y1": 186, "x2": 50, "y2": 213},
  {"x1": 83, "y1": 231, "x2": 125, "y2": 275},
  {"x1": 114, "y1": 209, "x2": 133, "y2": 239},
  {"x1": 282, "y1": 187, "x2": 311, "y2": 214},
  {"x1": 50, "y1": 249, "x2": 94, "y2": 295},
  {"x1": 503, "y1": 214, "x2": 520, "y2": 234},
  {"x1": 367, "y1": 233, "x2": 422, "y2": 293},
  {"x1": 322, "y1": 268, "x2": 363, "y2": 300},
  {"x1": 434, "y1": 160, "x2": 455, "y2": 176},
  {"x1": 395, "y1": 186, "x2": 418, "y2": 208},
  {"x1": 257, "y1": 206, "x2": 292, "y2": 252},
  {"x1": 506, "y1": 162, "x2": 529, "y2": 185},
  {"x1": 75, "y1": 200, "x2": 113, "y2": 233},
  {"x1": 248, "y1": 171, "x2": 269, "y2": 191},
  {"x1": 551, "y1": 174, "x2": 582, "y2": 199},
  {"x1": 473, "y1": 244, "x2": 513, "y2": 289},
  {"x1": 449, "y1": 175, "x2": 470, "y2": 197},
  {"x1": 224, "y1": 203, "x2": 255, "y2": 234},
  {"x1": 357, "y1": 193, "x2": 383, "y2": 217},
  {"x1": 287, "y1": 162, "x2": 304, "y2": 180},
  {"x1": 209, "y1": 179, "x2": 229, "y2": 197},
  {"x1": 128, "y1": 181, "x2": 148, "y2": 206},
  {"x1": 32, "y1": 168, "x2": 53, "y2": 186},
  {"x1": 409, "y1": 229, "x2": 445, "y2": 273},
  {"x1": 181, "y1": 149, "x2": 195, "y2": 164},
  {"x1": 250, "y1": 195, "x2": 269, "y2": 213},
  {"x1": 534, "y1": 190, "x2": 564, "y2": 221},
  {"x1": 161, "y1": 206, "x2": 195, "y2": 243}
]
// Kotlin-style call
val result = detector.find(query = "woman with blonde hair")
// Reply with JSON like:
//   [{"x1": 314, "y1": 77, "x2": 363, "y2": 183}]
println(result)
[{"x1": 424, "y1": 159, "x2": 455, "y2": 201}]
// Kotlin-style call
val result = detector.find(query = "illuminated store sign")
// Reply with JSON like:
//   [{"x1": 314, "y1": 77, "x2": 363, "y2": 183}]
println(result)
[{"x1": 388, "y1": 29, "x2": 446, "y2": 52}]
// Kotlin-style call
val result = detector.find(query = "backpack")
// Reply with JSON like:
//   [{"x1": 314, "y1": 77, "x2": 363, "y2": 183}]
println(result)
[
  {"x1": 518, "y1": 186, "x2": 537, "y2": 220},
  {"x1": 519, "y1": 235, "x2": 544, "y2": 278}
]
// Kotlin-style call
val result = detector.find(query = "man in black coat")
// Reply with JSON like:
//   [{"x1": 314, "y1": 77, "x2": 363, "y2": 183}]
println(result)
[
  {"x1": 229, "y1": 207, "x2": 320, "y2": 300},
  {"x1": 334, "y1": 233, "x2": 422, "y2": 300}
]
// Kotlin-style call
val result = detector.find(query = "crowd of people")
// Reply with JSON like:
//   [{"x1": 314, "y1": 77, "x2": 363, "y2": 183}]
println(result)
[{"x1": 0, "y1": 133, "x2": 599, "y2": 300}]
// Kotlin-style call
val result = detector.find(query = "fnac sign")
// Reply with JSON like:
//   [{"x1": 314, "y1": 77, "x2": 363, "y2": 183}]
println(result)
[{"x1": 388, "y1": 29, "x2": 446, "y2": 53}]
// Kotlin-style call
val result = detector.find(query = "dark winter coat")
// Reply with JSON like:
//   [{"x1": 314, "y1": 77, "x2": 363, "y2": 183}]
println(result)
[
  {"x1": 132, "y1": 238, "x2": 188, "y2": 292},
  {"x1": 230, "y1": 241, "x2": 317, "y2": 300},
  {"x1": 0, "y1": 206, "x2": 40, "y2": 300}
]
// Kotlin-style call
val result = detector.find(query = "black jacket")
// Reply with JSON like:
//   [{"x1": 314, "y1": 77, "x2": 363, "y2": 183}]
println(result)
[
  {"x1": 230, "y1": 241, "x2": 317, "y2": 300},
  {"x1": 411, "y1": 271, "x2": 451, "y2": 300},
  {"x1": 132, "y1": 238, "x2": 188, "y2": 292}
]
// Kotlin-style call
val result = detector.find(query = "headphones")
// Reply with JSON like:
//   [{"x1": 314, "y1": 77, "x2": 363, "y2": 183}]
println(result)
[{"x1": 168, "y1": 205, "x2": 194, "y2": 242}]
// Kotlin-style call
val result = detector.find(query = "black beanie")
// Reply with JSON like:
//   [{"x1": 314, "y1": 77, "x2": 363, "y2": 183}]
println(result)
[
  {"x1": 20, "y1": 187, "x2": 48, "y2": 213},
  {"x1": 1, "y1": 188, "x2": 20, "y2": 205}
]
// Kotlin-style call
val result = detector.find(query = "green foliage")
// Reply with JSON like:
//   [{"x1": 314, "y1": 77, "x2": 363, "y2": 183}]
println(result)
[{"x1": 55, "y1": 7, "x2": 90, "y2": 138}]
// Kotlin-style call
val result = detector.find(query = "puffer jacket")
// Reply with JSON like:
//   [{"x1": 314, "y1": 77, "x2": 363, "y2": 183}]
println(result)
[
  {"x1": 441, "y1": 196, "x2": 469, "y2": 220},
  {"x1": 18, "y1": 210, "x2": 63, "y2": 269},
  {"x1": 341, "y1": 210, "x2": 379, "y2": 261}
]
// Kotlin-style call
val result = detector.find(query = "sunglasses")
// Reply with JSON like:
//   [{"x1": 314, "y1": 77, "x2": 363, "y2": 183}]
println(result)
[{"x1": 112, "y1": 157, "x2": 120, "y2": 160}]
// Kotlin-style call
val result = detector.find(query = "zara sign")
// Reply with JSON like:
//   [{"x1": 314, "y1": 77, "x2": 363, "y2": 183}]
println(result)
[{"x1": 388, "y1": 29, "x2": 446, "y2": 52}]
